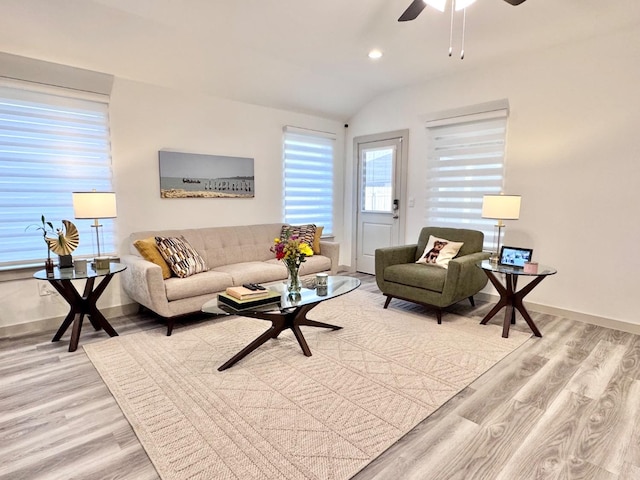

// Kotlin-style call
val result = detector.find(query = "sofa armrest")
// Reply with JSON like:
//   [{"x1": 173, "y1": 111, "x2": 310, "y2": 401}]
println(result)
[
  {"x1": 441, "y1": 251, "x2": 491, "y2": 302},
  {"x1": 319, "y1": 240, "x2": 340, "y2": 274},
  {"x1": 120, "y1": 254, "x2": 171, "y2": 317}
]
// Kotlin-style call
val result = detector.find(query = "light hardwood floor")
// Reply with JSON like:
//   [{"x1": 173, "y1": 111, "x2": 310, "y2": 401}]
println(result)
[{"x1": 1, "y1": 273, "x2": 639, "y2": 479}]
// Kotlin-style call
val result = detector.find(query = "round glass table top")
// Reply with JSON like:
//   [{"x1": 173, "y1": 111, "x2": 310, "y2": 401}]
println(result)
[
  {"x1": 478, "y1": 260, "x2": 557, "y2": 277},
  {"x1": 33, "y1": 262, "x2": 127, "y2": 281}
]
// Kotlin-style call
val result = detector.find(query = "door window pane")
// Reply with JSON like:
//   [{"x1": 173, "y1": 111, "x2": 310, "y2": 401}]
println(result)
[{"x1": 361, "y1": 147, "x2": 394, "y2": 213}]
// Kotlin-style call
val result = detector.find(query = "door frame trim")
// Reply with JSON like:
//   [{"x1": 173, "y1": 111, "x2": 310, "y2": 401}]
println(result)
[{"x1": 351, "y1": 129, "x2": 409, "y2": 273}]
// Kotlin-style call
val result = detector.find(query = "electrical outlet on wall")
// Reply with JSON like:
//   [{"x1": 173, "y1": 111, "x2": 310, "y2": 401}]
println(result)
[{"x1": 38, "y1": 282, "x2": 56, "y2": 296}]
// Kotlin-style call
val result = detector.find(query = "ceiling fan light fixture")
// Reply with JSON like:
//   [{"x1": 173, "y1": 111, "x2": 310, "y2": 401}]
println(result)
[
  {"x1": 424, "y1": 0, "x2": 447, "y2": 13},
  {"x1": 455, "y1": 0, "x2": 477, "y2": 10}
]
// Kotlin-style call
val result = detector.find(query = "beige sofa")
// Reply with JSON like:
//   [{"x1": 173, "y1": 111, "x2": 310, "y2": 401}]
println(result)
[{"x1": 120, "y1": 223, "x2": 339, "y2": 335}]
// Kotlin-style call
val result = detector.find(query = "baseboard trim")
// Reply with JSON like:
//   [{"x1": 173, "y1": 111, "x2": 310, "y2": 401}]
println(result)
[
  {"x1": 0, "y1": 303, "x2": 139, "y2": 339},
  {"x1": 475, "y1": 292, "x2": 640, "y2": 336},
  {"x1": 5, "y1": 294, "x2": 639, "y2": 339}
]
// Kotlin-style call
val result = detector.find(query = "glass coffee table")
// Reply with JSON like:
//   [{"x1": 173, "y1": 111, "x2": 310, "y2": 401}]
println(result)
[{"x1": 202, "y1": 275, "x2": 360, "y2": 371}]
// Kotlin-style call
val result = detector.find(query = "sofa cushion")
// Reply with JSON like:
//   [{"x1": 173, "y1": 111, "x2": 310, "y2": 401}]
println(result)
[
  {"x1": 384, "y1": 263, "x2": 447, "y2": 293},
  {"x1": 133, "y1": 237, "x2": 172, "y2": 279},
  {"x1": 213, "y1": 262, "x2": 287, "y2": 286},
  {"x1": 165, "y1": 270, "x2": 234, "y2": 302},
  {"x1": 298, "y1": 254, "x2": 331, "y2": 275},
  {"x1": 156, "y1": 236, "x2": 208, "y2": 278},
  {"x1": 416, "y1": 235, "x2": 464, "y2": 269}
]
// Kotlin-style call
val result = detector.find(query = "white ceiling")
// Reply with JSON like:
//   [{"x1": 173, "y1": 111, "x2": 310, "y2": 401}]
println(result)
[{"x1": 1, "y1": 0, "x2": 639, "y2": 120}]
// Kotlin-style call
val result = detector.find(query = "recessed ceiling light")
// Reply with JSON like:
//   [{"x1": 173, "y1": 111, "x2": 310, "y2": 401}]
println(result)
[{"x1": 368, "y1": 49, "x2": 383, "y2": 60}]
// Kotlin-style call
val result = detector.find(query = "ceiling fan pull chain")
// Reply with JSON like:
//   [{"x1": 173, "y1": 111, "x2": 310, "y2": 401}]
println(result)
[
  {"x1": 449, "y1": 0, "x2": 455, "y2": 57},
  {"x1": 460, "y1": 7, "x2": 467, "y2": 59}
]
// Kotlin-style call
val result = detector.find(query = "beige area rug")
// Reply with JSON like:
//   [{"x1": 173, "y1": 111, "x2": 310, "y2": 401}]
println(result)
[{"x1": 84, "y1": 289, "x2": 531, "y2": 480}]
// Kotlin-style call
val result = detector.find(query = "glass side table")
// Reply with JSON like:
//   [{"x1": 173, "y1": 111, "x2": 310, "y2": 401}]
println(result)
[
  {"x1": 477, "y1": 260, "x2": 557, "y2": 338},
  {"x1": 33, "y1": 262, "x2": 127, "y2": 352}
]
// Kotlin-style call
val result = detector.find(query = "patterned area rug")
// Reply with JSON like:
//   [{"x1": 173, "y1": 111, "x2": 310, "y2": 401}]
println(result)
[{"x1": 84, "y1": 289, "x2": 530, "y2": 480}]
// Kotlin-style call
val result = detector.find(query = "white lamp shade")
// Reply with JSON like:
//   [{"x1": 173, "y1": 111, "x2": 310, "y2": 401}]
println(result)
[
  {"x1": 425, "y1": 0, "x2": 447, "y2": 12},
  {"x1": 72, "y1": 191, "x2": 117, "y2": 219},
  {"x1": 455, "y1": 0, "x2": 477, "y2": 10},
  {"x1": 481, "y1": 194, "x2": 521, "y2": 220}
]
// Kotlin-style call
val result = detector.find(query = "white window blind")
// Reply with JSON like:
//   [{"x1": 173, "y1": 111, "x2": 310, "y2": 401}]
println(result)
[
  {"x1": 0, "y1": 81, "x2": 114, "y2": 268},
  {"x1": 283, "y1": 127, "x2": 335, "y2": 235},
  {"x1": 425, "y1": 110, "x2": 508, "y2": 250}
]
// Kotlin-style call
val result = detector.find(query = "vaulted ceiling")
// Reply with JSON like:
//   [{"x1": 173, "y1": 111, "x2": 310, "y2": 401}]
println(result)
[{"x1": 1, "y1": 0, "x2": 639, "y2": 120}]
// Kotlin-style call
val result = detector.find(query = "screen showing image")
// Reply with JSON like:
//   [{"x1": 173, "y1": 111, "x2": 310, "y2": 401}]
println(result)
[{"x1": 500, "y1": 247, "x2": 532, "y2": 268}]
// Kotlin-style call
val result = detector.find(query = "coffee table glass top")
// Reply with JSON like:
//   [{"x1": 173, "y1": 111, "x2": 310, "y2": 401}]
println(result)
[
  {"x1": 478, "y1": 260, "x2": 557, "y2": 277},
  {"x1": 33, "y1": 262, "x2": 127, "y2": 281},
  {"x1": 202, "y1": 275, "x2": 361, "y2": 315}
]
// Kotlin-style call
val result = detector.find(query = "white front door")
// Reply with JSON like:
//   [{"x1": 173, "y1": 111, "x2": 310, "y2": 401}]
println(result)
[{"x1": 355, "y1": 133, "x2": 407, "y2": 274}]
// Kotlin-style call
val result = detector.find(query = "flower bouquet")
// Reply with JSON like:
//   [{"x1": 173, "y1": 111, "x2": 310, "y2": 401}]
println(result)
[{"x1": 271, "y1": 230, "x2": 314, "y2": 293}]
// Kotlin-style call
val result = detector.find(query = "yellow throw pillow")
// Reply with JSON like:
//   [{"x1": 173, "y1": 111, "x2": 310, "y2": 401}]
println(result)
[
  {"x1": 134, "y1": 237, "x2": 172, "y2": 279},
  {"x1": 312, "y1": 225, "x2": 324, "y2": 254}
]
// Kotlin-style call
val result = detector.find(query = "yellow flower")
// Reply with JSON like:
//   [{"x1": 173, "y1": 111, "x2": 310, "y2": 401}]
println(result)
[{"x1": 299, "y1": 243, "x2": 313, "y2": 256}]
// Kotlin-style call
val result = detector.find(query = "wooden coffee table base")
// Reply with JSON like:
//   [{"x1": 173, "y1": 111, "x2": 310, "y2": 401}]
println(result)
[{"x1": 218, "y1": 301, "x2": 341, "y2": 371}]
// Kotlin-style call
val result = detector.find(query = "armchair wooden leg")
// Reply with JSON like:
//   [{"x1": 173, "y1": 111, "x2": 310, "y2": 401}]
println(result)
[
  {"x1": 383, "y1": 295, "x2": 393, "y2": 309},
  {"x1": 469, "y1": 296, "x2": 475, "y2": 307},
  {"x1": 436, "y1": 309, "x2": 442, "y2": 324}
]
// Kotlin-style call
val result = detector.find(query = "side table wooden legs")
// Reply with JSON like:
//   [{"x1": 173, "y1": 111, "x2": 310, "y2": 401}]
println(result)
[
  {"x1": 49, "y1": 274, "x2": 119, "y2": 352},
  {"x1": 480, "y1": 270, "x2": 544, "y2": 338}
]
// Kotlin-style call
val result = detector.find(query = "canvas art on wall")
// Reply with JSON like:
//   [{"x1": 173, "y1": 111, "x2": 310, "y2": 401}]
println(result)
[{"x1": 159, "y1": 151, "x2": 255, "y2": 198}]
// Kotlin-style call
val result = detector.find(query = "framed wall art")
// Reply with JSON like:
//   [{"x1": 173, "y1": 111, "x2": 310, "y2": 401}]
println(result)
[{"x1": 159, "y1": 151, "x2": 255, "y2": 198}]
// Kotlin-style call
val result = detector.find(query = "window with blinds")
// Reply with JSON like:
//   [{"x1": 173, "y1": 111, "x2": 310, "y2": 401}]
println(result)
[
  {"x1": 425, "y1": 108, "x2": 508, "y2": 250},
  {"x1": 0, "y1": 81, "x2": 114, "y2": 268},
  {"x1": 282, "y1": 127, "x2": 335, "y2": 235}
]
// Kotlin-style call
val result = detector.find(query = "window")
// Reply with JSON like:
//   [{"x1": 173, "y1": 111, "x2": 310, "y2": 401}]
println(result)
[
  {"x1": 361, "y1": 146, "x2": 394, "y2": 212},
  {"x1": 425, "y1": 105, "x2": 508, "y2": 250},
  {"x1": 282, "y1": 127, "x2": 335, "y2": 235},
  {"x1": 0, "y1": 81, "x2": 114, "y2": 268}
]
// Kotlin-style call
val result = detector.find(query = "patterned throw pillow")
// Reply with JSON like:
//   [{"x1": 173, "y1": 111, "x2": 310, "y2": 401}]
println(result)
[
  {"x1": 416, "y1": 235, "x2": 464, "y2": 269},
  {"x1": 281, "y1": 224, "x2": 316, "y2": 256},
  {"x1": 155, "y1": 236, "x2": 208, "y2": 278},
  {"x1": 134, "y1": 237, "x2": 172, "y2": 279}
]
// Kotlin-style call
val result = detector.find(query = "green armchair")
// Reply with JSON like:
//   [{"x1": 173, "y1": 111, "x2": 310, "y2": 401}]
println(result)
[{"x1": 375, "y1": 226, "x2": 490, "y2": 324}]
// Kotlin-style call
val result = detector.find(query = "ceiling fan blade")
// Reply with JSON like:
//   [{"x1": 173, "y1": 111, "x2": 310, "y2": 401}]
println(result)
[
  {"x1": 503, "y1": 0, "x2": 527, "y2": 5},
  {"x1": 398, "y1": 0, "x2": 427, "y2": 22}
]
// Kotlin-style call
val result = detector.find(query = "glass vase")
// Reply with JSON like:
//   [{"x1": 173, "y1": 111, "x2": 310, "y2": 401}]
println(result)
[{"x1": 286, "y1": 263, "x2": 301, "y2": 294}]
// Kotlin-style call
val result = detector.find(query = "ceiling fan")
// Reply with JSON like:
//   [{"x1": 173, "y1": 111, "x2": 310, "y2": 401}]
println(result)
[{"x1": 398, "y1": 0, "x2": 527, "y2": 22}]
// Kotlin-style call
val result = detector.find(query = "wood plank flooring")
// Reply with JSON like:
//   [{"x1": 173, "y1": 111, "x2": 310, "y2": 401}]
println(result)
[{"x1": 1, "y1": 273, "x2": 639, "y2": 479}]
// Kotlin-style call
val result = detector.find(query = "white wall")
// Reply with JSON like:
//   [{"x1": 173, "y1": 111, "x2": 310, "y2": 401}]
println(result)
[
  {"x1": 345, "y1": 25, "x2": 640, "y2": 325},
  {"x1": 0, "y1": 78, "x2": 345, "y2": 332}
]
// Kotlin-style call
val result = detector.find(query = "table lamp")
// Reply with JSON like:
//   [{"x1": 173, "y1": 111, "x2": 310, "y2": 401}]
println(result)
[
  {"x1": 72, "y1": 191, "x2": 117, "y2": 269},
  {"x1": 481, "y1": 194, "x2": 521, "y2": 263}
]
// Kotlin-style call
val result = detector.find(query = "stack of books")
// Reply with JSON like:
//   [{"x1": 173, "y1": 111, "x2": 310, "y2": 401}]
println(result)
[{"x1": 218, "y1": 285, "x2": 281, "y2": 310}]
